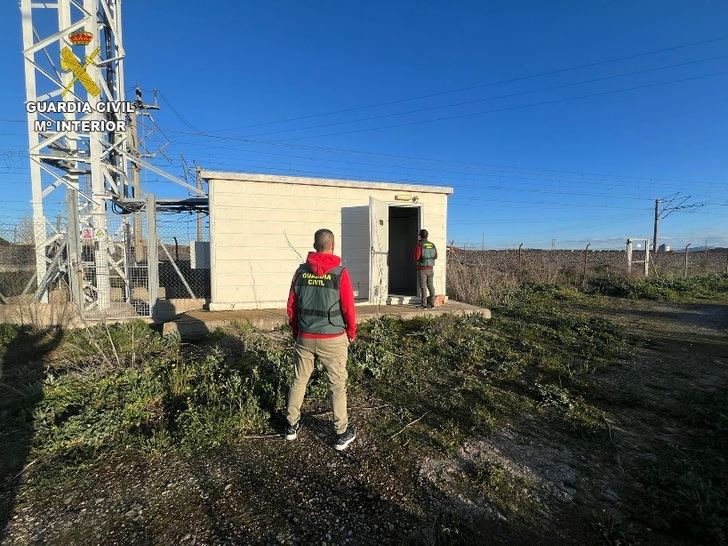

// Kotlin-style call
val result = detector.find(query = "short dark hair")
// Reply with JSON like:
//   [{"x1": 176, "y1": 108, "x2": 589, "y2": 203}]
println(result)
[
  {"x1": 419, "y1": 229, "x2": 429, "y2": 239},
  {"x1": 314, "y1": 228, "x2": 335, "y2": 251}
]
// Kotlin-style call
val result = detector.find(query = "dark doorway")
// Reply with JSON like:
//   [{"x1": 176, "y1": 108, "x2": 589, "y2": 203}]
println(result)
[{"x1": 388, "y1": 206, "x2": 420, "y2": 296}]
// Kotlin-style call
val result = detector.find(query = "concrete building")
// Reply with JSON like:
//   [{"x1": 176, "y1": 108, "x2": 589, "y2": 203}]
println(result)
[{"x1": 202, "y1": 171, "x2": 453, "y2": 310}]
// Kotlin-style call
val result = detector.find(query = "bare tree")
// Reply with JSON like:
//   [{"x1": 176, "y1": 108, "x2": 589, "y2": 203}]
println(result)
[{"x1": 13, "y1": 216, "x2": 35, "y2": 244}]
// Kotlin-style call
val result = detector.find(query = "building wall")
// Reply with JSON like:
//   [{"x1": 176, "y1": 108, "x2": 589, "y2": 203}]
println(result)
[{"x1": 208, "y1": 177, "x2": 450, "y2": 310}]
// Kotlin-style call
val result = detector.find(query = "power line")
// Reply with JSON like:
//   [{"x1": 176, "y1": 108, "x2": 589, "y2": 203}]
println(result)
[
  {"x1": 237, "y1": 55, "x2": 728, "y2": 139},
  {"x1": 4, "y1": 40, "x2": 727, "y2": 194},
  {"x1": 190, "y1": 150, "x2": 711, "y2": 196},
  {"x1": 147, "y1": 87, "x2": 725, "y2": 190},
  {"x1": 146, "y1": 151, "x2": 690, "y2": 202},
  {"x1": 182, "y1": 35, "x2": 728, "y2": 134},
  {"x1": 157, "y1": 90, "x2": 200, "y2": 132},
  {"x1": 157, "y1": 135, "x2": 725, "y2": 200},
  {"x1": 163, "y1": 126, "x2": 727, "y2": 192},
  {"x1": 286, "y1": 69, "x2": 728, "y2": 140},
  {"x1": 5, "y1": 133, "x2": 723, "y2": 209}
]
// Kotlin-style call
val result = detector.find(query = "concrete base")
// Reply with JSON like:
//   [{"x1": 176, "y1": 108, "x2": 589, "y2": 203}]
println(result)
[
  {"x1": 386, "y1": 294, "x2": 418, "y2": 305},
  {"x1": 382, "y1": 295, "x2": 448, "y2": 305},
  {"x1": 154, "y1": 298, "x2": 208, "y2": 322},
  {"x1": 0, "y1": 300, "x2": 153, "y2": 328},
  {"x1": 163, "y1": 300, "x2": 491, "y2": 339},
  {"x1": 208, "y1": 295, "x2": 448, "y2": 311}
]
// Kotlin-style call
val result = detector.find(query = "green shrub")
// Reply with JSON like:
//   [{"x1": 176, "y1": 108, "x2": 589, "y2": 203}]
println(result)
[
  {"x1": 534, "y1": 382, "x2": 607, "y2": 435},
  {"x1": 166, "y1": 349, "x2": 269, "y2": 448},
  {"x1": 0, "y1": 322, "x2": 21, "y2": 355},
  {"x1": 30, "y1": 322, "x2": 292, "y2": 462},
  {"x1": 348, "y1": 315, "x2": 401, "y2": 379},
  {"x1": 5, "y1": 288, "x2": 631, "y2": 474},
  {"x1": 588, "y1": 274, "x2": 728, "y2": 301},
  {"x1": 56, "y1": 320, "x2": 172, "y2": 372}
]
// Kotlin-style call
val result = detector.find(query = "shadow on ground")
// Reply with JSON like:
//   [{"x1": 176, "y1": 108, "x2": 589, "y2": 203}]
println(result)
[
  {"x1": 0, "y1": 326, "x2": 62, "y2": 542},
  {"x1": 572, "y1": 301, "x2": 728, "y2": 333}
]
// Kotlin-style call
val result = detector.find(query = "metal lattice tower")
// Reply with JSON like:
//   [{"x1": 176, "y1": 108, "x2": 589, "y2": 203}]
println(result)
[
  {"x1": 20, "y1": 0, "x2": 204, "y2": 315},
  {"x1": 21, "y1": 0, "x2": 129, "y2": 310}
]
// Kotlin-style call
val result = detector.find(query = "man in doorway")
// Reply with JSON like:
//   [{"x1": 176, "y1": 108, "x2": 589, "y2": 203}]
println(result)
[
  {"x1": 285, "y1": 228, "x2": 357, "y2": 451},
  {"x1": 413, "y1": 229, "x2": 437, "y2": 308}
]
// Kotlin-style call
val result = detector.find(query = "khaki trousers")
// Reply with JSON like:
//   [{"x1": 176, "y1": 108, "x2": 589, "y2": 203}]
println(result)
[
  {"x1": 418, "y1": 268, "x2": 435, "y2": 304},
  {"x1": 286, "y1": 334, "x2": 349, "y2": 434}
]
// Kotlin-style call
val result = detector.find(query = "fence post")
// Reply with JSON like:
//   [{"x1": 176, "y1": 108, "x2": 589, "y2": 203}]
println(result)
[
  {"x1": 518, "y1": 242, "x2": 523, "y2": 273},
  {"x1": 581, "y1": 243, "x2": 591, "y2": 289},
  {"x1": 146, "y1": 194, "x2": 159, "y2": 320},
  {"x1": 644, "y1": 238, "x2": 650, "y2": 277},
  {"x1": 66, "y1": 186, "x2": 84, "y2": 313},
  {"x1": 122, "y1": 219, "x2": 132, "y2": 305},
  {"x1": 684, "y1": 243, "x2": 691, "y2": 278},
  {"x1": 626, "y1": 239, "x2": 632, "y2": 275}
]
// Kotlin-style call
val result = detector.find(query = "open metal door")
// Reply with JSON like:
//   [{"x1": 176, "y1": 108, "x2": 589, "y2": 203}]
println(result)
[{"x1": 369, "y1": 197, "x2": 389, "y2": 305}]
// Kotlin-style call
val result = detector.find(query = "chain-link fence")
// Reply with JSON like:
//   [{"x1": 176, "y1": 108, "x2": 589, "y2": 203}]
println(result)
[
  {"x1": 0, "y1": 216, "x2": 68, "y2": 304},
  {"x1": 82, "y1": 210, "x2": 152, "y2": 318},
  {"x1": 156, "y1": 213, "x2": 210, "y2": 302},
  {"x1": 1, "y1": 202, "x2": 210, "y2": 322},
  {"x1": 0, "y1": 244, "x2": 35, "y2": 302}
]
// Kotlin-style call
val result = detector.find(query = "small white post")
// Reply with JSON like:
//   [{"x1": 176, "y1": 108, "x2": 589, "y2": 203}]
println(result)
[
  {"x1": 626, "y1": 239, "x2": 633, "y2": 275},
  {"x1": 644, "y1": 238, "x2": 650, "y2": 277}
]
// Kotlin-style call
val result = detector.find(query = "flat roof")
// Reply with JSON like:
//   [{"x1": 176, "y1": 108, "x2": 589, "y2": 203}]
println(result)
[{"x1": 200, "y1": 170, "x2": 454, "y2": 195}]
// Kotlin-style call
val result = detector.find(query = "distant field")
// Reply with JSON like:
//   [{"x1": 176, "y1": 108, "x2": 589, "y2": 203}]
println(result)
[{"x1": 448, "y1": 249, "x2": 728, "y2": 305}]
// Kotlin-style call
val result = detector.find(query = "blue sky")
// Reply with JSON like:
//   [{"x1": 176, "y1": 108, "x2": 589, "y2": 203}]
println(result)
[{"x1": 1, "y1": 1, "x2": 727, "y2": 248}]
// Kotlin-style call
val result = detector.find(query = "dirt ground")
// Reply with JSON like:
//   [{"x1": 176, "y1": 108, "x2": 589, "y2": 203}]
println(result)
[{"x1": 2, "y1": 298, "x2": 727, "y2": 545}]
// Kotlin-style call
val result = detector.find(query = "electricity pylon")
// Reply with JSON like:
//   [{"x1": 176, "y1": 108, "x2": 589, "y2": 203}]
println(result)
[
  {"x1": 651, "y1": 193, "x2": 706, "y2": 252},
  {"x1": 20, "y1": 0, "x2": 203, "y2": 314}
]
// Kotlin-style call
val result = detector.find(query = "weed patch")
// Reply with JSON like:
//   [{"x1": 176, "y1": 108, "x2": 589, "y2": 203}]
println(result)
[
  {"x1": 1, "y1": 296, "x2": 630, "y2": 480},
  {"x1": 535, "y1": 382, "x2": 608, "y2": 435},
  {"x1": 470, "y1": 460, "x2": 542, "y2": 517},
  {"x1": 588, "y1": 274, "x2": 728, "y2": 301},
  {"x1": 0, "y1": 286, "x2": 636, "y2": 541}
]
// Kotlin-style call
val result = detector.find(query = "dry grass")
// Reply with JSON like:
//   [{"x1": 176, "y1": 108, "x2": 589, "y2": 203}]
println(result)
[
  {"x1": 446, "y1": 248, "x2": 728, "y2": 306},
  {"x1": 447, "y1": 249, "x2": 584, "y2": 306}
]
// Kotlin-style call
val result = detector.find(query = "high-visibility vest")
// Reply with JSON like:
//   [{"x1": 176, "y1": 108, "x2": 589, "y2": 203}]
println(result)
[
  {"x1": 418, "y1": 240, "x2": 437, "y2": 268},
  {"x1": 293, "y1": 264, "x2": 346, "y2": 334}
]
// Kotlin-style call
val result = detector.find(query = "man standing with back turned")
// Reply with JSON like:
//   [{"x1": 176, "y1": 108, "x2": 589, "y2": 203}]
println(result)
[
  {"x1": 285, "y1": 228, "x2": 357, "y2": 451},
  {"x1": 414, "y1": 229, "x2": 438, "y2": 308}
]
